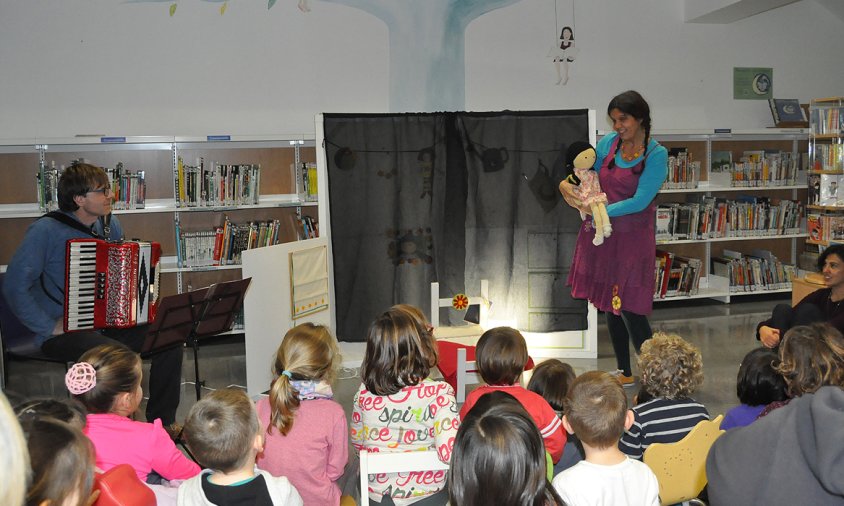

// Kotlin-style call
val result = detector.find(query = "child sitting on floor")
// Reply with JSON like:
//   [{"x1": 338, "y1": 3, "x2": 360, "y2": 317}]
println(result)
[
  {"x1": 180, "y1": 388, "x2": 303, "y2": 505},
  {"x1": 459, "y1": 327, "x2": 566, "y2": 464},
  {"x1": 721, "y1": 347, "x2": 786, "y2": 430},
  {"x1": 67, "y1": 343, "x2": 200, "y2": 483},
  {"x1": 552, "y1": 370, "x2": 659, "y2": 505},
  {"x1": 19, "y1": 413, "x2": 97, "y2": 506},
  {"x1": 450, "y1": 391, "x2": 565, "y2": 506},
  {"x1": 619, "y1": 332, "x2": 709, "y2": 460},
  {"x1": 351, "y1": 304, "x2": 459, "y2": 506},
  {"x1": 527, "y1": 358, "x2": 582, "y2": 473},
  {"x1": 256, "y1": 323, "x2": 349, "y2": 506}
]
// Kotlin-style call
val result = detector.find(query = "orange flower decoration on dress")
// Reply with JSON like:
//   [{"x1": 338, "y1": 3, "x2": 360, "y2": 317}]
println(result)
[
  {"x1": 611, "y1": 284, "x2": 622, "y2": 312},
  {"x1": 452, "y1": 294, "x2": 469, "y2": 310}
]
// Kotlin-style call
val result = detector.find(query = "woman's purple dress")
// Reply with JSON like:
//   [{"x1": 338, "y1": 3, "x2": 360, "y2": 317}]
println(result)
[{"x1": 567, "y1": 143, "x2": 656, "y2": 316}]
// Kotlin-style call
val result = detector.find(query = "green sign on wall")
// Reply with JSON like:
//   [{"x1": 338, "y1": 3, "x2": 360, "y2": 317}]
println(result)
[{"x1": 734, "y1": 67, "x2": 773, "y2": 100}]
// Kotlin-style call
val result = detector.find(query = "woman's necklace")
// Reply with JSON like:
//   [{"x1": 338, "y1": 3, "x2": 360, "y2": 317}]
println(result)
[{"x1": 621, "y1": 141, "x2": 644, "y2": 162}]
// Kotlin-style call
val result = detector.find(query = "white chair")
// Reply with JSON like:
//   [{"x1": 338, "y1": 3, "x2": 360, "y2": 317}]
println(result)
[
  {"x1": 359, "y1": 450, "x2": 450, "y2": 506},
  {"x1": 455, "y1": 346, "x2": 482, "y2": 403},
  {"x1": 430, "y1": 279, "x2": 489, "y2": 339}
]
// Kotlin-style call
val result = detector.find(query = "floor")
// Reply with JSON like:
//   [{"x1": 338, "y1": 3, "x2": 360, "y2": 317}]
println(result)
[{"x1": 1, "y1": 294, "x2": 787, "y2": 423}]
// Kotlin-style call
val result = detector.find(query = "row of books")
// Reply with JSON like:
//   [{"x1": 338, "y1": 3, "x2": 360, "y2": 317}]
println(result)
[
  {"x1": 810, "y1": 106, "x2": 844, "y2": 135},
  {"x1": 294, "y1": 162, "x2": 318, "y2": 202},
  {"x1": 662, "y1": 151, "x2": 700, "y2": 189},
  {"x1": 107, "y1": 163, "x2": 146, "y2": 210},
  {"x1": 728, "y1": 151, "x2": 799, "y2": 187},
  {"x1": 806, "y1": 213, "x2": 844, "y2": 243},
  {"x1": 656, "y1": 197, "x2": 803, "y2": 242},
  {"x1": 175, "y1": 217, "x2": 283, "y2": 267},
  {"x1": 175, "y1": 157, "x2": 261, "y2": 208},
  {"x1": 36, "y1": 160, "x2": 148, "y2": 212},
  {"x1": 36, "y1": 161, "x2": 60, "y2": 212},
  {"x1": 809, "y1": 144, "x2": 844, "y2": 172},
  {"x1": 711, "y1": 249, "x2": 796, "y2": 293},
  {"x1": 654, "y1": 250, "x2": 702, "y2": 298}
]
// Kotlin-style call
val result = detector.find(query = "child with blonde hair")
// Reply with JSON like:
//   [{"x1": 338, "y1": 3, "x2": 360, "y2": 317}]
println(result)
[
  {"x1": 0, "y1": 391, "x2": 29, "y2": 506},
  {"x1": 67, "y1": 343, "x2": 200, "y2": 482},
  {"x1": 619, "y1": 332, "x2": 709, "y2": 459},
  {"x1": 459, "y1": 327, "x2": 566, "y2": 464},
  {"x1": 256, "y1": 323, "x2": 349, "y2": 506},
  {"x1": 180, "y1": 388, "x2": 303, "y2": 505},
  {"x1": 351, "y1": 304, "x2": 459, "y2": 506}
]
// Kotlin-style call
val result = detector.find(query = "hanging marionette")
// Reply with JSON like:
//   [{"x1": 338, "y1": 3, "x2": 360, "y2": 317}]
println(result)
[{"x1": 564, "y1": 141, "x2": 612, "y2": 246}]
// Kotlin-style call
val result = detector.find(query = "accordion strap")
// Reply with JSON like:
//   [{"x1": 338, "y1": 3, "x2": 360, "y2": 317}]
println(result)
[{"x1": 41, "y1": 211, "x2": 103, "y2": 239}]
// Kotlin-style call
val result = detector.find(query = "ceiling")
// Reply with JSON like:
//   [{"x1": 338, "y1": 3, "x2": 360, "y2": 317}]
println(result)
[{"x1": 684, "y1": 0, "x2": 844, "y2": 24}]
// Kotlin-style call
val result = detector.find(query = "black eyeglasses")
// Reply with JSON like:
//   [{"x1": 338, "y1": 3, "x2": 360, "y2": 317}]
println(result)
[{"x1": 86, "y1": 185, "x2": 111, "y2": 195}]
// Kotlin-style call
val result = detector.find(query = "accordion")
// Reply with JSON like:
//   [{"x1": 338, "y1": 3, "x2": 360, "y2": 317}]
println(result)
[{"x1": 64, "y1": 239, "x2": 161, "y2": 332}]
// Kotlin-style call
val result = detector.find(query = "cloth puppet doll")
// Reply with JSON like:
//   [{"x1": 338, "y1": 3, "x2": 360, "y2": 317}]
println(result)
[{"x1": 564, "y1": 141, "x2": 612, "y2": 246}]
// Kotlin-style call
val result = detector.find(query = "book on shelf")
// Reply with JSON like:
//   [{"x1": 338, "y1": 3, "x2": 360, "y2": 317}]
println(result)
[
  {"x1": 656, "y1": 195, "x2": 802, "y2": 241},
  {"x1": 808, "y1": 173, "x2": 821, "y2": 206},
  {"x1": 731, "y1": 151, "x2": 798, "y2": 187},
  {"x1": 653, "y1": 251, "x2": 702, "y2": 299},
  {"x1": 812, "y1": 144, "x2": 844, "y2": 172},
  {"x1": 810, "y1": 105, "x2": 843, "y2": 136},
  {"x1": 710, "y1": 150, "x2": 732, "y2": 173},
  {"x1": 175, "y1": 157, "x2": 261, "y2": 208},
  {"x1": 293, "y1": 162, "x2": 319, "y2": 202},
  {"x1": 107, "y1": 162, "x2": 146, "y2": 210},
  {"x1": 819, "y1": 174, "x2": 843, "y2": 206},
  {"x1": 654, "y1": 249, "x2": 674, "y2": 299},
  {"x1": 663, "y1": 150, "x2": 700, "y2": 189},
  {"x1": 807, "y1": 213, "x2": 823, "y2": 243},
  {"x1": 36, "y1": 160, "x2": 60, "y2": 212},
  {"x1": 712, "y1": 248, "x2": 795, "y2": 293},
  {"x1": 177, "y1": 216, "x2": 284, "y2": 268},
  {"x1": 655, "y1": 206, "x2": 673, "y2": 241},
  {"x1": 769, "y1": 98, "x2": 808, "y2": 127}
]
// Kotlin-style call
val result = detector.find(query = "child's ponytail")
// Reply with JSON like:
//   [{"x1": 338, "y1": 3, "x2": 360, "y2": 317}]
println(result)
[
  {"x1": 268, "y1": 323, "x2": 339, "y2": 435},
  {"x1": 268, "y1": 368, "x2": 300, "y2": 436}
]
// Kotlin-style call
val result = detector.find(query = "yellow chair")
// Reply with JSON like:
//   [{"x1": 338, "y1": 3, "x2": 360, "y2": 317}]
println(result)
[{"x1": 643, "y1": 415, "x2": 724, "y2": 506}]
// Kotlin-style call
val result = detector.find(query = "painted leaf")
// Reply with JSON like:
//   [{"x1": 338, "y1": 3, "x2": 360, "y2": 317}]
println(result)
[
  {"x1": 268, "y1": 0, "x2": 277, "y2": 9},
  {"x1": 169, "y1": 3, "x2": 177, "y2": 16},
  {"x1": 220, "y1": 1, "x2": 227, "y2": 15}
]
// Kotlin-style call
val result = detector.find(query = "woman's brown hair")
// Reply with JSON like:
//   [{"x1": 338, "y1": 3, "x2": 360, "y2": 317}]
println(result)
[
  {"x1": 777, "y1": 323, "x2": 844, "y2": 397},
  {"x1": 360, "y1": 304, "x2": 438, "y2": 396},
  {"x1": 268, "y1": 323, "x2": 340, "y2": 435}
]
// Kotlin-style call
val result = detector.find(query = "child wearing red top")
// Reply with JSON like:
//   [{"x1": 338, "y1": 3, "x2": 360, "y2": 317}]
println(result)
[{"x1": 458, "y1": 327, "x2": 566, "y2": 463}]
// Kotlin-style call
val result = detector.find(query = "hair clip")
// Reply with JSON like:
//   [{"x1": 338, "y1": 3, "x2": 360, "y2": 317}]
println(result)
[{"x1": 65, "y1": 362, "x2": 97, "y2": 395}]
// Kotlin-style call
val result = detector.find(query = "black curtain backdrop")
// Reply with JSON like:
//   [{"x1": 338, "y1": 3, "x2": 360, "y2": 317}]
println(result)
[{"x1": 324, "y1": 110, "x2": 589, "y2": 342}]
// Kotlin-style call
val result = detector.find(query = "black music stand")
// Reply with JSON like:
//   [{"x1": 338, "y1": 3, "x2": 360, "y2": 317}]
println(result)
[{"x1": 142, "y1": 277, "x2": 251, "y2": 402}]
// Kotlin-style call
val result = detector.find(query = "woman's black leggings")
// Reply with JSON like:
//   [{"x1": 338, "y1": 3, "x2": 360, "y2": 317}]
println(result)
[{"x1": 606, "y1": 310, "x2": 652, "y2": 376}]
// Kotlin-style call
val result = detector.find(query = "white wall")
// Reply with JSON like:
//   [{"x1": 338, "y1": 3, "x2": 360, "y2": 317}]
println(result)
[{"x1": 0, "y1": 0, "x2": 841, "y2": 138}]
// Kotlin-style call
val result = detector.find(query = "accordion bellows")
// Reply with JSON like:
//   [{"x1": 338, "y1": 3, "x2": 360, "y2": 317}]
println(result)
[{"x1": 65, "y1": 239, "x2": 161, "y2": 332}]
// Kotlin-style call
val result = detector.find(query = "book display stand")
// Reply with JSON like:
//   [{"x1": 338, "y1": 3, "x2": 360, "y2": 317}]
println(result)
[{"x1": 143, "y1": 277, "x2": 251, "y2": 401}]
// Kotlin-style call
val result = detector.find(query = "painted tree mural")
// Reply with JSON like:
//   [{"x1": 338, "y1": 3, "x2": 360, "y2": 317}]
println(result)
[{"x1": 135, "y1": 0, "x2": 523, "y2": 111}]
